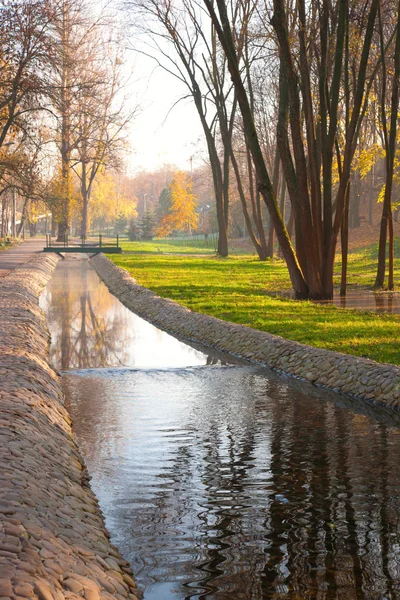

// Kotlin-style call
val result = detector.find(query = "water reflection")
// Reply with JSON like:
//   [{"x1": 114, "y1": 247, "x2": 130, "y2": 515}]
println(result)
[
  {"x1": 41, "y1": 258, "x2": 400, "y2": 599},
  {"x1": 315, "y1": 291, "x2": 400, "y2": 314},
  {"x1": 269, "y1": 290, "x2": 400, "y2": 314},
  {"x1": 39, "y1": 257, "x2": 213, "y2": 370},
  {"x1": 63, "y1": 368, "x2": 400, "y2": 600}
]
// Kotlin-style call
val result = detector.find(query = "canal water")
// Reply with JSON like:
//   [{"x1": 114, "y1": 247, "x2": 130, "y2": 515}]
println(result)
[{"x1": 40, "y1": 257, "x2": 400, "y2": 599}]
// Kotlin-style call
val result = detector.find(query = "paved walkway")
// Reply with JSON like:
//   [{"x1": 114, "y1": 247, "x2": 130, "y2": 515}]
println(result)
[
  {"x1": 0, "y1": 239, "x2": 44, "y2": 277},
  {"x1": 0, "y1": 254, "x2": 141, "y2": 598}
]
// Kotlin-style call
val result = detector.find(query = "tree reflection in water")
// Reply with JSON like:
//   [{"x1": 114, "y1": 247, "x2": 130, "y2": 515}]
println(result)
[
  {"x1": 316, "y1": 291, "x2": 400, "y2": 314},
  {"x1": 40, "y1": 257, "x2": 210, "y2": 371},
  {"x1": 41, "y1": 257, "x2": 131, "y2": 369},
  {"x1": 63, "y1": 367, "x2": 400, "y2": 600},
  {"x1": 41, "y1": 257, "x2": 400, "y2": 599}
]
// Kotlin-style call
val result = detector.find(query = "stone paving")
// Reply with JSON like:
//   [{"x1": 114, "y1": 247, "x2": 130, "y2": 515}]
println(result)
[
  {"x1": 0, "y1": 254, "x2": 140, "y2": 599},
  {"x1": 0, "y1": 239, "x2": 45, "y2": 277},
  {"x1": 92, "y1": 253, "x2": 400, "y2": 411}
]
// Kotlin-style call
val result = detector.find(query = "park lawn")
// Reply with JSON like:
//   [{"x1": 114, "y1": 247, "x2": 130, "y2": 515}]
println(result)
[
  {"x1": 110, "y1": 242, "x2": 400, "y2": 366},
  {"x1": 120, "y1": 237, "x2": 253, "y2": 255},
  {"x1": 121, "y1": 240, "x2": 215, "y2": 254}
]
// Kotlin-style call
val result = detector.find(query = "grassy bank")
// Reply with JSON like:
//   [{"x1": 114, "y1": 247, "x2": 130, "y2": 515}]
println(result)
[{"x1": 110, "y1": 243, "x2": 400, "y2": 366}]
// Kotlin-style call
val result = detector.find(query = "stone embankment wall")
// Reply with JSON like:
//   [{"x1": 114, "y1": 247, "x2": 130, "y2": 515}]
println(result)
[
  {"x1": 0, "y1": 255, "x2": 140, "y2": 600},
  {"x1": 92, "y1": 254, "x2": 400, "y2": 410}
]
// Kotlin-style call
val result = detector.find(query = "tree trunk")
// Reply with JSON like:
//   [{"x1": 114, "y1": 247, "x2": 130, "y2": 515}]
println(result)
[
  {"x1": 231, "y1": 145, "x2": 267, "y2": 260},
  {"x1": 57, "y1": 219, "x2": 69, "y2": 242},
  {"x1": 80, "y1": 162, "x2": 89, "y2": 238},
  {"x1": 349, "y1": 171, "x2": 361, "y2": 228},
  {"x1": 206, "y1": 0, "x2": 308, "y2": 296},
  {"x1": 51, "y1": 214, "x2": 57, "y2": 236},
  {"x1": 216, "y1": 196, "x2": 229, "y2": 256},
  {"x1": 267, "y1": 146, "x2": 280, "y2": 258},
  {"x1": 1, "y1": 197, "x2": 6, "y2": 237},
  {"x1": 375, "y1": 0, "x2": 400, "y2": 289},
  {"x1": 388, "y1": 209, "x2": 394, "y2": 290},
  {"x1": 17, "y1": 197, "x2": 30, "y2": 237},
  {"x1": 287, "y1": 208, "x2": 294, "y2": 239},
  {"x1": 246, "y1": 145, "x2": 268, "y2": 258},
  {"x1": 323, "y1": 0, "x2": 379, "y2": 298},
  {"x1": 369, "y1": 165, "x2": 374, "y2": 225},
  {"x1": 81, "y1": 195, "x2": 89, "y2": 238},
  {"x1": 272, "y1": 0, "x2": 324, "y2": 297},
  {"x1": 340, "y1": 184, "x2": 350, "y2": 296},
  {"x1": 192, "y1": 87, "x2": 229, "y2": 257}
]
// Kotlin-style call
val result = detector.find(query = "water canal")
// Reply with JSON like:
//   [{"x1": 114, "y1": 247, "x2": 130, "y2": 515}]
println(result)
[{"x1": 40, "y1": 257, "x2": 400, "y2": 599}]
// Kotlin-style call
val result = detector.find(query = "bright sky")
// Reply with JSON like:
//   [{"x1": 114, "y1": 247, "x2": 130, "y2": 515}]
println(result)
[{"x1": 126, "y1": 51, "x2": 205, "y2": 175}]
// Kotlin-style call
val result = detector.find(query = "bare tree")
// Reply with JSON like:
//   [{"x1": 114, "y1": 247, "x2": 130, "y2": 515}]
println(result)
[
  {"x1": 130, "y1": 0, "x2": 242, "y2": 256},
  {"x1": 50, "y1": 0, "x2": 123, "y2": 240},
  {"x1": 71, "y1": 34, "x2": 135, "y2": 237},
  {"x1": 203, "y1": 0, "x2": 380, "y2": 299},
  {"x1": 0, "y1": 0, "x2": 55, "y2": 150}
]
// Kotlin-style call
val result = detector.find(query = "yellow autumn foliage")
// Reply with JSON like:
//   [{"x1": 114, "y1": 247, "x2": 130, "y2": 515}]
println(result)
[
  {"x1": 157, "y1": 170, "x2": 198, "y2": 236},
  {"x1": 90, "y1": 170, "x2": 137, "y2": 228}
]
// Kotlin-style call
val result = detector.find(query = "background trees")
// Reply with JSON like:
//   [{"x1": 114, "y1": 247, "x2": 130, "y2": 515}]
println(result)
[
  {"x1": 0, "y1": 0, "x2": 136, "y2": 240},
  {"x1": 157, "y1": 170, "x2": 198, "y2": 236},
  {"x1": 2, "y1": 0, "x2": 400, "y2": 299},
  {"x1": 125, "y1": 0, "x2": 400, "y2": 298}
]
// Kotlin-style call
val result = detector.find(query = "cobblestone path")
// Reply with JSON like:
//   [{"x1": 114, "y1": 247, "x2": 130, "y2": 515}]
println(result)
[
  {"x1": 0, "y1": 254, "x2": 140, "y2": 600},
  {"x1": 0, "y1": 239, "x2": 44, "y2": 277}
]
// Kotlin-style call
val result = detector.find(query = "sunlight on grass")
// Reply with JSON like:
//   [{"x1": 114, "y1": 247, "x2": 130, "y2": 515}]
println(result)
[
  {"x1": 111, "y1": 242, "x2": 400, "y2": 366},
  {"x1": 120, "y1": 237, "x2": 254, "y2": 255}
]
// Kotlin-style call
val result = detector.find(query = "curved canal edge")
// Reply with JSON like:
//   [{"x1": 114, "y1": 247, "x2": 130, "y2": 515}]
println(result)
[
  {"x1": 0, "y1": 254, "x2": 141, "y2": 600},
  {"x1": 92, "y1": 253, "x2": 400, "y2": 411}
]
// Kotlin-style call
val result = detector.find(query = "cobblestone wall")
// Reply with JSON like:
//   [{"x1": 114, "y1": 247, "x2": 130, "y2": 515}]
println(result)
[
  {"x1": 0, "y1": 254, "x2": 140, "y2": 600},
  {"x1": 92, "y1": 254, "x2": 400, "y2": 411}
]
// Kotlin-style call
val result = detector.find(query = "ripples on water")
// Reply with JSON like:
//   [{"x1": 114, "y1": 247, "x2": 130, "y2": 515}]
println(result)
[{"x1": 41, "y1": 258, "x2": 400, "y2": 599}]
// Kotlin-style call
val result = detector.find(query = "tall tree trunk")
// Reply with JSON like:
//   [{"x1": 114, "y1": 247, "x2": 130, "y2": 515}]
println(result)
[
  {"x1": 298, "y1": 0, "x2": 323, "y2": 266},
  {"x1": 340, "y1": 184, "x2": 350, "y2": 296},
  {"x1": 216, "y1": 190, "x2": 229, "y2": 256},
  {"x1": 81, "y1": 191, "x2": 89, "y2": 238},
  {"x1": 267, "y1": 146, "x2": 280, "y2": 258},
  {"x1": 287, "y1": 207, "x2": 294, "y2": 239},
  {"x1": 388, "y1": 210, "x2": 394, "y2": 290},
  {"x1": 231, "y1": 146, "x2": 267, "y2": 260},
  {"x1": 1, "y1": 197, "x2": 6, "y2": 237},
  {"x1": 57, "y1": 0, "x2": 71, "y2": 242},
  {"x1": 323, "y1": 0, "x2": 379, "y2": 297},
  {"x1": 80, "y1": 162, "x2": 89, "y2": 238},
  {"x1": 375, "y1": 0, "x2": 400, "y2": 289},
  {"x1": 272, "y1": 0, "x2": 323, "y2": 297},
  {"x1": 192, "y1": 87, "x2": 228, "y2": 257},
  {"x1": 246, "y1": 144, "x2": 268, "y2": 258},
  {"x1": 277, "y1": 178, "x2": 287, "y2": 257},
  {"x1": 369, "y1": 164, "x2": 374, "y2": 225},
  {"x1": 205, "y1": 0, "x2": 308, "y2": 296},
  {"x1": 349, "y1": 171, "x2": 361, "y2": 228},
  {"x1": 17, "y1": 196, "x2": 29, "y2": 237}
]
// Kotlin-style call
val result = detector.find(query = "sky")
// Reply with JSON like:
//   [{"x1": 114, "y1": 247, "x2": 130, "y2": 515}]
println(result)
[{"x1": 126, "y1": 50, "x2": 205, "y2": 175}]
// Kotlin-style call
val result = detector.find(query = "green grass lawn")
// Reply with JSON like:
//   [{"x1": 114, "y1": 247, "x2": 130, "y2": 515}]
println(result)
[
  {"x1": 120, "y1": 236, "x2": 253, "y2": 255},
  {"x1": 121, "y1": 239, "x2": 215, "y2": 254},
  {"x1": 110, "y1": 242, "x2": 400, "y2": 366}
]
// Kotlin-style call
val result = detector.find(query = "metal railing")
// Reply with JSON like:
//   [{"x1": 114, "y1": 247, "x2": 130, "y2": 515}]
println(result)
[{"x1": 45, "y1": 234, "x2": 120, "y2": 248}]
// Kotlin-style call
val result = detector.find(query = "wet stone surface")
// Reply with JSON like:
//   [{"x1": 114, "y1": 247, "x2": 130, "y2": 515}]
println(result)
[{"x1": 0, "y1": 254, "x2": 140, "y2": 599}]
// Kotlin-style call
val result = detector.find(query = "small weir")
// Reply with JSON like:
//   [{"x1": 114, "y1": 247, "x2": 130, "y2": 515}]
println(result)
[{"x1": 40, "y1": 257, "x2": 400, "y2": 599}]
